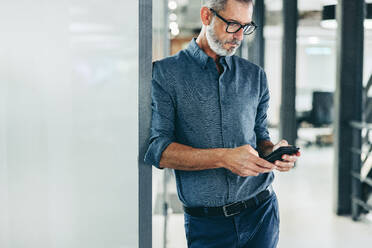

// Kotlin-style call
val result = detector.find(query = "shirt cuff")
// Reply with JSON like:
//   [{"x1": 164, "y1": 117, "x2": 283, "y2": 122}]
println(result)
[{"x1": 144, "y1": 136, "x2": 174, "y2": 169}]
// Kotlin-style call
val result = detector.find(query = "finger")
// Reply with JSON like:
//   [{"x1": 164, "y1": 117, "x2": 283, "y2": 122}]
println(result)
[
  {"x1": 238, "y1": 169, "x2": 258, "y2": 177},
  {"x1": 273, "y1": 139, "x2": 288, "y2": 151},
  {"x1": 254, "y1": 157, "x2": 276, "y2": 169},
  {"x1": 248, "y1": 164, "x2": 272, "y2": 174},
  {"x1": 274, "y1": 160, "x2": 294, "y2": 168},
  {"x1": 280, "y1": 139, "x2": 289, "y2": 146},
  {"x1": 245, "y1": 168, "x2": 260, "y2": 176},
  {"x1": 246, "y1": 162, "x2": 275, "y2": 174},
  {"x1": 275, "y1": 166, "x2": 291, "y2": 172},
  {"x1": 240, "y1": 167, "x2": 260, "y2": 177},
  {"x1": 248, "y1": 166, "x2": 262, "y2": 174},
  {"x1": 275, "y1": 162, "x2": 294, "y2": 168},
  {"x1": 276, "y1": 166, "x2": 293, "y2": 172},
  {"x1": 245, "y1": 171, "x2": 259, "y2": 177},
  {"x1": 281, "y1": 155, "x2": 298, "y2": 162}
]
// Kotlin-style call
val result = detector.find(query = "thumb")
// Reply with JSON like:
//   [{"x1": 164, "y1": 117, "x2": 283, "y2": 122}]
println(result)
[{"x1": 273, "y1": 139, "x2": 288, "y2": 151}]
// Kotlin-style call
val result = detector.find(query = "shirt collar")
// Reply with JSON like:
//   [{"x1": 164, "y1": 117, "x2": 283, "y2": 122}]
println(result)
[
  {"x1": 186, "y1": 38, "x2": 232, "y2": 70},
  {"x1": 219, "y1": 56, "x2": 232, "y2": 70}
]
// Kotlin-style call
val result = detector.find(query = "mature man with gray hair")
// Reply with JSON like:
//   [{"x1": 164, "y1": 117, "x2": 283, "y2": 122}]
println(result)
[{"x1": 144, "y1": 0, "x2": 300, "y2": 247}]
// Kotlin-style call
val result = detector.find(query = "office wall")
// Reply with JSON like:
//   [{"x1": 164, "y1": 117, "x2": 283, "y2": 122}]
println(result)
[{"x1": 0, "y1": 1, "x2": 138, "y2": 247}]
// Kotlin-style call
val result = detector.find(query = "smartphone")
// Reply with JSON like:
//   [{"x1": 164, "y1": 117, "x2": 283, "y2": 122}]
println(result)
[{"x1": 262, "y1": 146, "x2": 300, "y2": 163}]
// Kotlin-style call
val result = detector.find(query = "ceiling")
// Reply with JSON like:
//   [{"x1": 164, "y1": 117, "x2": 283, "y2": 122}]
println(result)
[
  {"x1": 175, "y1": 0, "x2": 338, "y2": 12},
  {"x1": 265, "y1": 0, "x2": 337, "y2": 11}
]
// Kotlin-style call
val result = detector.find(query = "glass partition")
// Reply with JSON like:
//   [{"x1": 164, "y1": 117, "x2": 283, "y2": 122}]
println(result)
[{"x1": 0, "y1": 1, "x2": 139, "y2": 247}]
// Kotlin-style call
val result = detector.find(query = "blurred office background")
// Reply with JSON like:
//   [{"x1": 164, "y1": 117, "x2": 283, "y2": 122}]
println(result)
[
  {"x1": 1, "y1": 0, "x2": 372, "y2": 248},
  {"x1": 152, "y1": 0, "x2": 372, "y2": 247}
]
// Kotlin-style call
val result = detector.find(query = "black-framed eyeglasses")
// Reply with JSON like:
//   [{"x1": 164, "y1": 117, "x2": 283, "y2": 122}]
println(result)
[{"x1": 209, "y1": 8, "x2": 257, "y2": 35}]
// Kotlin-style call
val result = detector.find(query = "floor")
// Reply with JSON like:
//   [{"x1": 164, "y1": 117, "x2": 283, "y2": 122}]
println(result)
[{"x1": 153, "y1": 128, "x2": 372, "y2": 247}]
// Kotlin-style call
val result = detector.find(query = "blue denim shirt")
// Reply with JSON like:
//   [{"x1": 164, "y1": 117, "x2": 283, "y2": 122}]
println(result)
[{"x1": 144, "y1": 38, "x2": 274, "y2": 207}]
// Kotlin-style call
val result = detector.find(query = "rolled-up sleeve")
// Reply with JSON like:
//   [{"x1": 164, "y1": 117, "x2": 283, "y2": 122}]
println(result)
[
  {"x1": 144, "y1": 64, "x2": 176, "y2": 169},
  {"x1": 254, "y1": 69, "x2": 271, "y2": 142}
]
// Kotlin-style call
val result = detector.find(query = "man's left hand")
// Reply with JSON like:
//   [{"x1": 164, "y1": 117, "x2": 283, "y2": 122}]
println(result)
[{"x1": 272, "y1": 139, "x2": 301, "y2": 172}]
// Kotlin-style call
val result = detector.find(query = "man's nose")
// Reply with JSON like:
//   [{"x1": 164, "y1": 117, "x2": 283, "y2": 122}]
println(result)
[{"x1": 233, "y1": 28, "x2": 244, "y2": 41}]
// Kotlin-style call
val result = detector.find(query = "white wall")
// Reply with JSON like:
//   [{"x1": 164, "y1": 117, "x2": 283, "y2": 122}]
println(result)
[{"x1": 0, "y1": 1, "x2": 138, "y2": 247}]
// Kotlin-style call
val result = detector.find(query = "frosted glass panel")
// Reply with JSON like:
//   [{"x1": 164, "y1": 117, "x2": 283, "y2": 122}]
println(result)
[{"x1": 0, "y1": 1, "x2": 138, "y2": 248}]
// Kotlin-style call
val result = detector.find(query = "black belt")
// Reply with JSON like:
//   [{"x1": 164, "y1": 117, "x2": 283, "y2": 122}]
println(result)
[{"x1": 183, "y1": 189, "x2": 272, "y2": 218}]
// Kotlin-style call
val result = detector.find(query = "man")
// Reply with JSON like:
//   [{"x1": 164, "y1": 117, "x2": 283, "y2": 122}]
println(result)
[{"x1": 144, "y1": 0, "x2": 301, "y2": 247}]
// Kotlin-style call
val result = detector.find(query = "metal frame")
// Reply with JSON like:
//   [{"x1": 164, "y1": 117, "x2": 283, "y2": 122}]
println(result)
[
  {"x1": 334, "y1": 0, "x2": 364, "y2": 216},
  {"x1": 139, "y1": 0, "x2": 152, "y2": 247},
  {"x1": 350, "y1": 120, "x2": 372, "y2": 220},
  {"x1": 279, "y1": 0, "x2": 298, "y2": 145}
]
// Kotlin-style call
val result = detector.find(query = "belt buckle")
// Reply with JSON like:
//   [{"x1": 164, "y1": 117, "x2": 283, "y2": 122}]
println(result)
[{"x1": 222, "y1": 202, "x2": 243, "y2": 217}]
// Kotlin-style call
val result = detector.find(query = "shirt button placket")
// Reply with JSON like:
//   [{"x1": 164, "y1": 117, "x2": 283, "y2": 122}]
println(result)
[{"x1": 219, "y1": 79, "x2": 228, "y2": 147}]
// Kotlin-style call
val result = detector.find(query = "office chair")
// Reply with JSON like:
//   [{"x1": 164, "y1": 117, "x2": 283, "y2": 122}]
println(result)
[{"x1": 296, "y1": 91, "x2": 334, "y2": 146}]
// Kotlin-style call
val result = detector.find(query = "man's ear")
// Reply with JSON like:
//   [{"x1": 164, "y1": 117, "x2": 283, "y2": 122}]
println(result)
[{"x1": 200, "y1": 7, "x2": 213, "y2": 26}]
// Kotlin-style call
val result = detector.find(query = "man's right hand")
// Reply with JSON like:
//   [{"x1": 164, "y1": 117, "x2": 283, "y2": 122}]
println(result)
[{"x1": 222, "y1": 144, "x2": 277, "y2": 177}]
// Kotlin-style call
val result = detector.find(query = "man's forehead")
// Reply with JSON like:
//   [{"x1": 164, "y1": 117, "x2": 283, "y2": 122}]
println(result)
[{"x1": 220, "y1": 0, "x2": 253, "y2": 23}]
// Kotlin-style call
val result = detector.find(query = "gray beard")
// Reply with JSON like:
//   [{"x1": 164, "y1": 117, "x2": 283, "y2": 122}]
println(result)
[{"x1": 205, "y1": 18, "x2": 241, "y2": 57}]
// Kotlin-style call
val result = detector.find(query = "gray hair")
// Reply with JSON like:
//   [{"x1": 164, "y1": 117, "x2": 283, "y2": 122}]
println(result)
[{"x1": 203, "y1": 0, "x2": 253, "y2": 12}]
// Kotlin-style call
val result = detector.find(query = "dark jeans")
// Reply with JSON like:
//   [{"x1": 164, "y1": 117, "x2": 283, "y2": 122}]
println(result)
[{"x1": 184, "y1": 192, "x2": 280, "y2": 248}]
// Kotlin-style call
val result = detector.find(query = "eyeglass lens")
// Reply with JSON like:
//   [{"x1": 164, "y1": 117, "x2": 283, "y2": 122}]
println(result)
[{"x1": 227, "y1": 23, "x2": 255, "y2": 34}]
